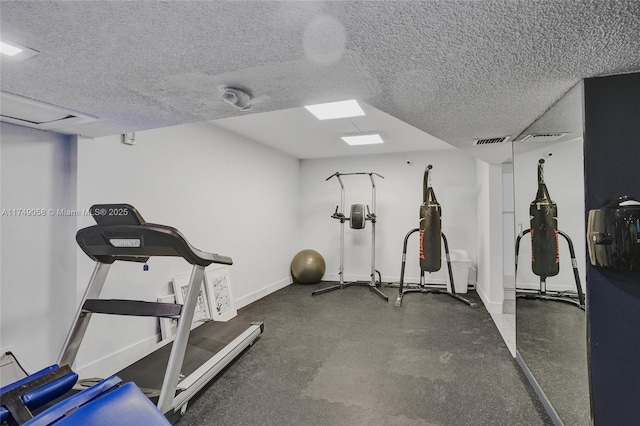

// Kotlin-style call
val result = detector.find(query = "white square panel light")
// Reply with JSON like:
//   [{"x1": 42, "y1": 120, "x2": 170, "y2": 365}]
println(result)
[
  {"x1": 304, "y1": 99, "x2": 365, "y2": 120},
  {"x1": 0, "y1": 41, "x2": 22, "y2": 56},
  {"x1": 341, "y1": 134, "x2": 384, "y2": 146},
  {"x1": 0, "y1": 40, "x2": 39, "y2": 62}
]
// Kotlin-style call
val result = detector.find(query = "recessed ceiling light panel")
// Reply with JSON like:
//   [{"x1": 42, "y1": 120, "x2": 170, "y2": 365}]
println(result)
[
  {"x1": 304, "y1": 99, "x2": 365, "y2": 120},
  {"x1": 0, "y1": 40, "x2": 39, "y2": 62},
  {"x1": 341, "y1": 134, "x2": 384, "y2": 146},
  {"x1": 0, "y1": 41, "x2": 22, "y2": 56}
]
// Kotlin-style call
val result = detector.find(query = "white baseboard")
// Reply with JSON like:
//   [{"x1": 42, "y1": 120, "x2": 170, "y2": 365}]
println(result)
[
  {"x1": 235, "y1": 277, "x2": 292, "y2": 309},
  {"x1": 503, "y1": 299, "x2": 516, "y2": 314},
  {"x1": 504, "y1": 288, "x2": 516, "y2": 300},
  {"x1": 475, "y1": 284, "x2": 503, "y2": 314}
]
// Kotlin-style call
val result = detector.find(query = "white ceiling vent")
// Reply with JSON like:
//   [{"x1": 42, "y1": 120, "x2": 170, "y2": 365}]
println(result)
[
  {"x1": 472, "y1": 136, "x2": 510, "y2": 146},
  {"x1": 0, "y1": 92, "x2": 97, "y2": 133},
  {"x1": 519, "y1": 133, "x2": 567, "y2": 143}
]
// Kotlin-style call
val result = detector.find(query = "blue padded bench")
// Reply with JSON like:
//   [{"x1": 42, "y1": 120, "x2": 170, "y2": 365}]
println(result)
[
  {"x1": 1, "y1": 364, "x2": 78, "y2": 424},
  {"x1": 23, "y1": 376, "x2": 170, "y2": 426},
  {"x1": 2, "y1": 365, "x2": 169, "y2": 425}
]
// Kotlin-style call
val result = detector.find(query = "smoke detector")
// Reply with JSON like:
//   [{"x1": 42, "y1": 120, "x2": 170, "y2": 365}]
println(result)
[{"x1": 222, "y1": 87, "x2": 253, "y2": 111}]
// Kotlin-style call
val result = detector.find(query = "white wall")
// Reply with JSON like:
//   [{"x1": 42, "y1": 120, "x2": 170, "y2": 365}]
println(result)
[
  {"x1": 0, "y1": 123, "x2": 78, "y2": 372},
  {"x1": 502, "y1": 164, "x2": 516, "y2": 306},
  {"x1": 475, "y1": 159, "x2": 505, "y2": 313},
  {"x1": 513, "y1": 138, "x2": 586, "y2": 293},
  {"x1": 299, "y1": 149, "x2": 477, "y2": 287},
  {"x1": 74, "y1": 121, "x2": 300, "y2": 376}
]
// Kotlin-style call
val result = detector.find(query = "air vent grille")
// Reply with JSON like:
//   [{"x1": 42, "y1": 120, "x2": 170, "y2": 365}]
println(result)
[
  {"x1": 473, "y1": 136, "x2": 510, "y2": 146},
  {"x1": 520, "y1": 133, "x2": 567, "y2": 142}
]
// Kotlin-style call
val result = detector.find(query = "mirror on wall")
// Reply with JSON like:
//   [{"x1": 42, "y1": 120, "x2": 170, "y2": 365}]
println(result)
[{"x1": 513, "y1": 82, "x2": 590, "y2": 425}]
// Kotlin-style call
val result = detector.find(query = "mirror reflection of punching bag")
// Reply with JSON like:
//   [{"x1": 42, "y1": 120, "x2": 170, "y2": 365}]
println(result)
[
  {"x1": 530, "y1": 159, "x2": 560, "y2": 277},
  {"x1": 420, "y1": 165, "x2": 442, "y2": 272}
]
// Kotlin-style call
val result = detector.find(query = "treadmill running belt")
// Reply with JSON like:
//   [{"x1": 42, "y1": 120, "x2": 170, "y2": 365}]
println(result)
[{"x1": 116, "y1": 318, "x2": 254, "y2": 393}]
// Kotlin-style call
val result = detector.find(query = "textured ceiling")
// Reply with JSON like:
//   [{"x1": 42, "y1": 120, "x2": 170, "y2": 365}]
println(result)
[
  {"x1": 513, "y1": 81, "x2": 584, "y2": 156},
  {"x1": 1, "y1": 1, "x2": 639, "y2": 162}
]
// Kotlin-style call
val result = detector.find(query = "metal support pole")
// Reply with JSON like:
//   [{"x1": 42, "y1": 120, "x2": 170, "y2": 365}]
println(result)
[
  {"x1": 559, "y1": 230, "x2": 586, "y2": 307},
  {"x1": 395, "y1": 228, "x2": 419, "y2": 306},
  {"x1": 58, "y1": 262, "x2": 111, "y2": 367},
  {"x1": 369, "y1": 173, "x2": 377, "y2": 287},
  {"x1": 157, "y1": 265, "x2": 205, "y2": 413},
  {"x1": 338, "y1": 174, "x2": 345, "y2": 286}
]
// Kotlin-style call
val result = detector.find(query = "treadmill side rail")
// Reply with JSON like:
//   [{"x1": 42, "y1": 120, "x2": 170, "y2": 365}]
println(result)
[
  {"x1": 172, "y1": 323, "x2": 264, "y2": 412},
  {"x1": 58, "y1": 263, "x2": 111, "y2": 367}
]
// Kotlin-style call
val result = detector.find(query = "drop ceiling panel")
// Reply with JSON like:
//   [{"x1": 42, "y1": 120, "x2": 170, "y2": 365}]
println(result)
[{"x1": 212, "y1": 102, "x2": 453, "y2": 159}]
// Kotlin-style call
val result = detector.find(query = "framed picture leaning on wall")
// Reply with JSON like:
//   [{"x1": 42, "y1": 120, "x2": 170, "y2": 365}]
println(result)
[
  {"x1": 205, "y1": 266, "x2": 237, "y2": 322},
  {"x1": 171, "y1": 272, "x2": 212, "y2": 326},
  {"x1": 157, "y1": 294, "x2": 178, "y2": 341}
]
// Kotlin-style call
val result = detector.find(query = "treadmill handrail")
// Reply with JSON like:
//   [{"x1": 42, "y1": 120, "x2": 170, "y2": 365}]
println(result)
[
  {"x1": 76, "y1": 222, "x2": 231, "y2": 267},
  {"x1": 75, "y1": 204, "x2": 232, "y2": 267}
]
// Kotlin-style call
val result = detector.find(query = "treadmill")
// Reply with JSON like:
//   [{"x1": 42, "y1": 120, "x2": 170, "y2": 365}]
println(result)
[{"x1": 57, "y1": 204, "x2": 263, "y2": 418}]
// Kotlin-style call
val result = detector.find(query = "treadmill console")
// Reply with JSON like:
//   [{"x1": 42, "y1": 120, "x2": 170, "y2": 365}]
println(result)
[{"x1": 90, "y1": 204, "x2": 145, "y2": 226}]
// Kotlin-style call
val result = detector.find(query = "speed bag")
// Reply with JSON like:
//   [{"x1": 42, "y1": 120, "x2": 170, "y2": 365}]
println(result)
[
  {"x1": 530, "y1": 201, "x2": 559, "y2": 277},
  {"x1": 420, "y1": 202, "x2": 442, "y2": 272}
]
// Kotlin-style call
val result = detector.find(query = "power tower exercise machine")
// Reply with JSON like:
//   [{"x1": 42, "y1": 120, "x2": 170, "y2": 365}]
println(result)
[
  {"x1": 515, "y1": 159, "x2": 585, "y2": 309},
  {"x1": 395, "y1": 165, "x2": 478, "y2": 308},
  {"x1": 58, "y1": 204, "x2": 264, "y2": 419},
  {"x1": 312, "y1": 172, "x2": 388, "y2": 301}
]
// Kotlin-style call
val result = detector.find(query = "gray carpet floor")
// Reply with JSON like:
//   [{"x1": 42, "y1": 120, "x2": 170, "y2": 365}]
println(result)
[
  {"x1": 179, "y1": 282, "x2": 551, "y2": 425},
  {"x1": 517, "y1": 298, "x2": 589, "y2": 425}
]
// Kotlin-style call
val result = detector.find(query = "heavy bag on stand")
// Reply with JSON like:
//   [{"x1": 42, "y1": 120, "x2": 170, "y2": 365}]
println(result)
[
  {"x1": 530, "y1": 159, "x2": 559, "y2": 277},
  {"x1": 420, "y1": 165, "x2": 442, "y2": 272}
]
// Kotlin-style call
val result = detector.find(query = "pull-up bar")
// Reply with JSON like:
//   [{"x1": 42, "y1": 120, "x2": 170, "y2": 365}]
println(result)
[
  {"x1": 326, "y1": 171, "x2": 385, "y2": 181},
  {"x1": 312, "y1": 171, "x2": 387, "y2": 301}
]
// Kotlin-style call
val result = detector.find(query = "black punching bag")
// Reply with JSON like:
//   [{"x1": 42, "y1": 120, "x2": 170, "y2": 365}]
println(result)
[
  {"x1": 530, "y1": 159, "x2": 559, "y2": 277},
  {"x1": 420, "y1": 165, "x2": 442, "y2": 272}
]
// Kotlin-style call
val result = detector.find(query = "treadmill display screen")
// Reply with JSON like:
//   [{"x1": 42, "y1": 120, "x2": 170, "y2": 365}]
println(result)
[{"x1": 109, "y1": 238, "x2": 141, "y2": 248}]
